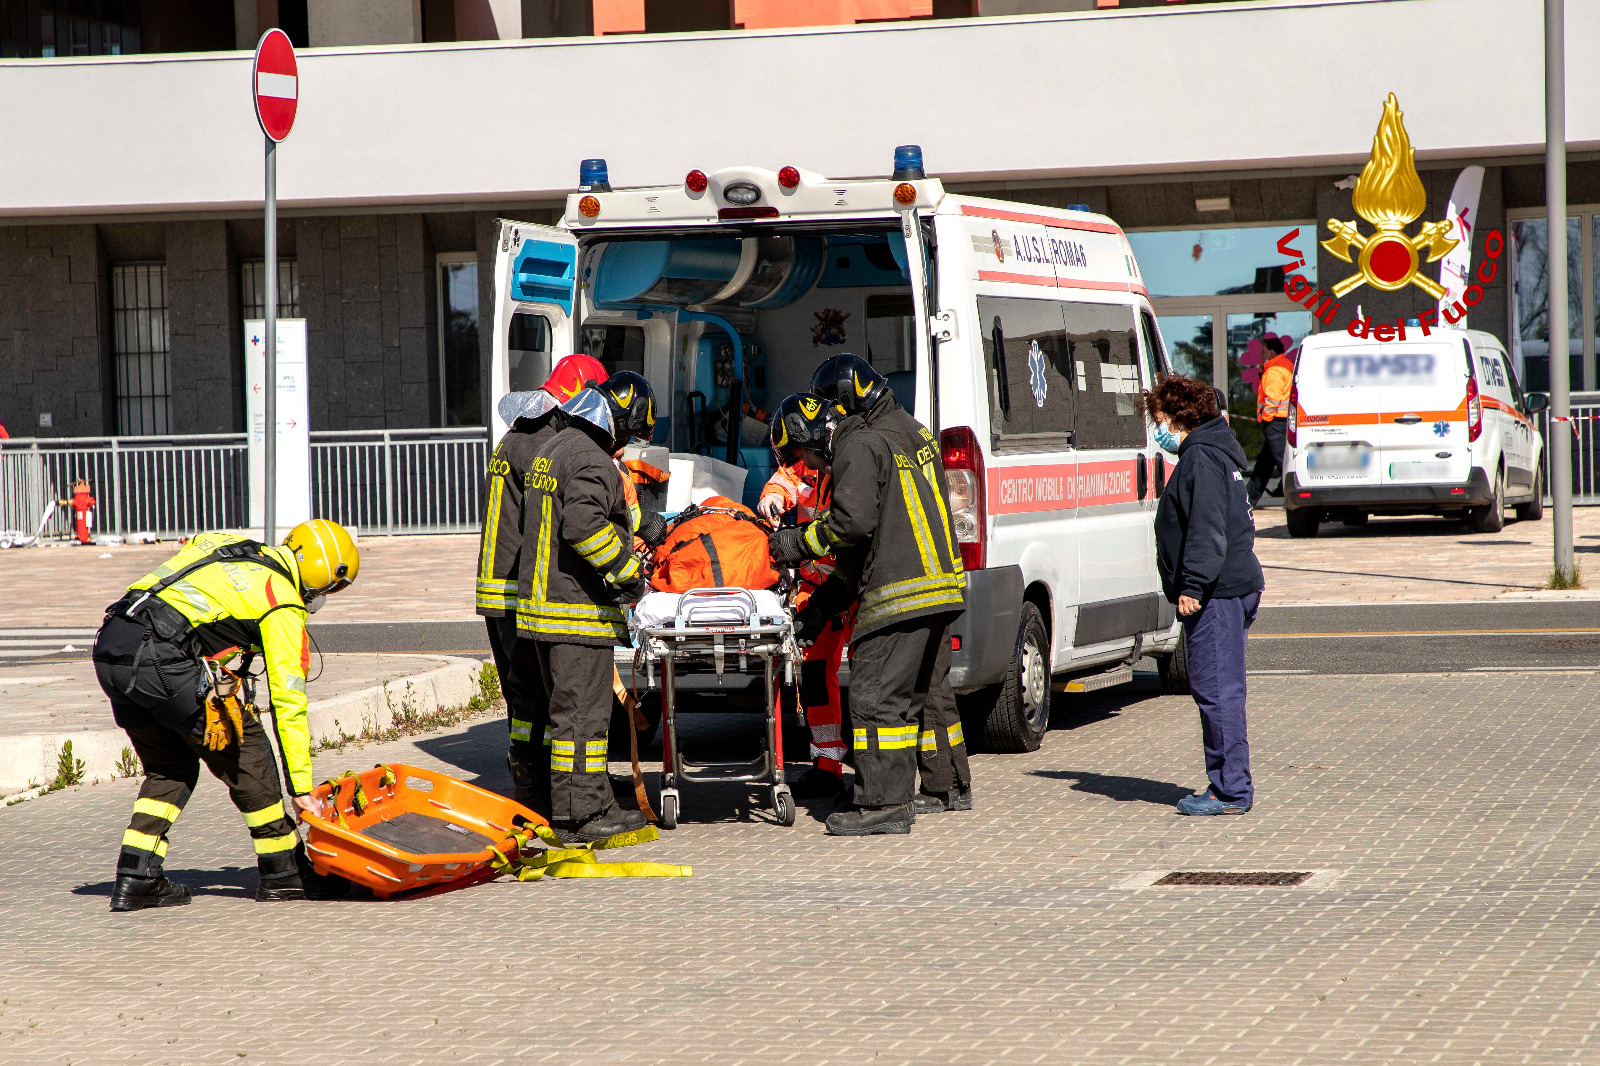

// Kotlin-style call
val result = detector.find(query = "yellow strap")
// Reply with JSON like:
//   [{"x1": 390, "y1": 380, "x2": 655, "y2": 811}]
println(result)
[{"x1": 491, "y1": 822, "x2": 688, "y2": 879}]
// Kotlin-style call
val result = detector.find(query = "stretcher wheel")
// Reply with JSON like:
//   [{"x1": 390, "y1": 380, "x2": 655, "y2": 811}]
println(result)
[
  {"x1": 774, "y1": 787, "x2": 795, "y2": 827},
  {"x1": 660, "y1": 792, "x2": 679, "y2": 830}
]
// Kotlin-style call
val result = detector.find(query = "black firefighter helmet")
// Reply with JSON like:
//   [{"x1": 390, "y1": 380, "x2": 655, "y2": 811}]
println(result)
[
  {"x1": 561, "y1": 371, "x2": 656, "y2": 452},
  {"x1": 771, "y1": 392, "x2": 844, "y2": 464},
  {"x1": 809, "y1": 353, "x2": 889, "y2": 417}
]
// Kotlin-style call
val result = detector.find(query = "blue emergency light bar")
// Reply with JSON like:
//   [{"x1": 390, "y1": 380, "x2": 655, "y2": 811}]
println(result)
[
  {"x1": 892, "y1": 145, "x2": 925, "y2": 181},
  {"x1": 1068, "y1": 204, "x2": 1092, "y2": 212},
  {"x1": 579, "y1": 158, "x2": 611, "y2": 192}
]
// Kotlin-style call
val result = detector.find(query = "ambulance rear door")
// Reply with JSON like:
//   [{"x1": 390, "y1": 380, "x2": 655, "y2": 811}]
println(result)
[
  {"x1": 1370, "y1": 339, "x2": 1473, "y2": 488},
  {"x1": 490, "y1": 220, "x2": 578, "y2": 439}
]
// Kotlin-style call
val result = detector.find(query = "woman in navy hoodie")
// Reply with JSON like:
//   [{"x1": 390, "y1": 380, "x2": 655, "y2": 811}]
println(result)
[{"x1": 1143, "y1": 376, "x2": 1265, "y2": 815}]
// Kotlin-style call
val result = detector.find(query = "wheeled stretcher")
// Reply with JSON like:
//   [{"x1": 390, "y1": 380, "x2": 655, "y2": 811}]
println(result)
[{"x1": 631, "y1": 588, "x2": 801, "y2": 828}]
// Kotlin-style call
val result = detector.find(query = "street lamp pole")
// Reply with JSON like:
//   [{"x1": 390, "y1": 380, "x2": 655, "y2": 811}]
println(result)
[{"x1": 1545, "y1": 0, "x2": 1573, "y2": 581}]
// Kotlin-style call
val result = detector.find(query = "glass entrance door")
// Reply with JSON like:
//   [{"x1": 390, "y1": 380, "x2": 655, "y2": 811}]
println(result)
[{"x1": 1226, "y1": 310, "x2": 1314, "y2": 460}]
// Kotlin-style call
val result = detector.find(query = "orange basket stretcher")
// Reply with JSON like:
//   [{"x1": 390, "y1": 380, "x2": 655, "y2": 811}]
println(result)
[{"x1": 302, "y1": 763, "x2": 691, "y2": 898}]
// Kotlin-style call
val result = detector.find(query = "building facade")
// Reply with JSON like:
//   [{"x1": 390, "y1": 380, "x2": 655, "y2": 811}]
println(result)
[{"x1": 1, "y1": 0, "x2": 1596, "y2": 443}]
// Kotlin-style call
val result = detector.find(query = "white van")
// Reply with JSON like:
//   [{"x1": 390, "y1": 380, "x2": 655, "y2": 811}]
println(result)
[
  {"x1": 489, "y1": 149, "x2": 1184, "y2": 752},
  {"x1": 1283, "y1": 327, "x2": 1548, "y2": 537}
]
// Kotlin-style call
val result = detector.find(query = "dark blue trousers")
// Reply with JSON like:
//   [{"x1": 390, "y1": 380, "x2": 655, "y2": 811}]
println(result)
[{"x1": 1181, "y1": 590, "x2": 1260, "y2": 805}]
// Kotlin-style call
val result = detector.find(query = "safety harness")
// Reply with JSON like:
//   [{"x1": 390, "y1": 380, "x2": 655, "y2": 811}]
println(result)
[{"x1": 114, "y1": 540, "x2": 300, "y2": 747}]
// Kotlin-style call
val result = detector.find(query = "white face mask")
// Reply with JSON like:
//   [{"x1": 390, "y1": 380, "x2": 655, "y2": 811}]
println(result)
[{"x1": 304, "y1": 594, "x2": 324, "y2": 614}]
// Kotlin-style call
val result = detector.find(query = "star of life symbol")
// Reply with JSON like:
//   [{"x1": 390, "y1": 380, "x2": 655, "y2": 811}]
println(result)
[
  {"x1": 1322, "y1": 94, "x2": 1457, "y2": 300},
  {"x1": 1028, "y1": 340, "x2": 1048, "y2": 408},
  {"x1": 1433, "y1": 420, "x2": 1451, "y2": 438}
]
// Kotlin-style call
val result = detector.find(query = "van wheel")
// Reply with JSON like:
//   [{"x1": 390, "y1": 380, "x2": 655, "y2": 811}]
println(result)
[
  {"x1": 1470, "y1": 469, "x2": 1505, "y2": 533},
  {"x1": 969, "y1": 602, "x2": 1051, "y2": 754},
  {"x1": 1286, "y1": 508, "x2": 1321, "y2": 538},
  {"x1": 1156, "y1": 626, "x2": 1190, "y2": 695},
  {"x1": 1515, "y1": 468, "x2": 1545, "y2": 521}
]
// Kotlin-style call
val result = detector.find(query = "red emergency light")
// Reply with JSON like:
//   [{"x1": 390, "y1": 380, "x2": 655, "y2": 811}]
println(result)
[
  {"x1": 777, "y1": 166, "x2": 800, "y2": 189},
  {"x1": 685, "y1": 170, "x2": 708, "y2": 193}
]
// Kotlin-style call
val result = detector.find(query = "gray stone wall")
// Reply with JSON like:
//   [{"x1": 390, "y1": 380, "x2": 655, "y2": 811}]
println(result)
[
  {"x1": 0, "y1": 225, "x2": 111, "y2": 438},
  {"x1": 166, "y1": 221, "x2": 244, "y2": 434},
  {"x1": 295, "y1": 213, "x2": 438, "y2": 430}
]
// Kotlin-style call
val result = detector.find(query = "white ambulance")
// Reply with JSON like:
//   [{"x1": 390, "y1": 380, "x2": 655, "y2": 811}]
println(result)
[
  {"x1": 489, "y1": 149, "x2": 1185, "y2": 753},
  {"x1": 1282, "y1": 327, "x2": 1547, "y2": 537}
]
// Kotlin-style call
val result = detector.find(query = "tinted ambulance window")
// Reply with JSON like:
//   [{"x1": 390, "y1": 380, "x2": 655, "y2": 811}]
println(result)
[
  {"x1": 581, "y1": 324, "x2": 646, "y2": 376},
  {"x1": 1067, "y1": 301, "x2": 1146, "y2": 450},
  {"x1": 1138, "y1": 309, "x2": 1167, "y2": 376},
  {"x1": 865, "y1": 293, "x2": 915, "y2": 375},
  {"x1": 1501, "y1": 352, "x2": 1527, "y2": 410},
  {"x1": 978, "y1": 296, "x2": 1075, "y2": 445},
  {"x1": 508, "y1": 312, "x2": 551, "y2": 392}
]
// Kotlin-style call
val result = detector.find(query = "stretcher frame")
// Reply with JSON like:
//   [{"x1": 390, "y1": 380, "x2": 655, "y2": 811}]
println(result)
[{"x1": 633, "y1": 587, "x2": 800, "y2": 828}]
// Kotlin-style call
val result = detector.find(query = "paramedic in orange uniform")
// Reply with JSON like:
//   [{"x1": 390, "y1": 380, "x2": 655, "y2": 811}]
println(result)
[
  {"x1": 1246, "y1": 337, "x2": 1295, "y2": 506},
  {"x1": 760, "y1": 394, "x2": 850, "y2": 800}
]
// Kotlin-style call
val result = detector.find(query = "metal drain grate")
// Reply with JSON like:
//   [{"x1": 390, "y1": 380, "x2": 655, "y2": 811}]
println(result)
[{"x1": 1154, "y1": 871, "x2": 1312, "y2": 887}]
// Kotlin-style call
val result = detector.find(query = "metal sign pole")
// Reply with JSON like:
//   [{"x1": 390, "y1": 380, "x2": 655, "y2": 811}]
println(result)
[
  {"x1": 264, "y1": 136, "x2": 278, "y2": 546},
  {"x1": 1546, "y1": 0, "x2": 1573, "y2": 581}
]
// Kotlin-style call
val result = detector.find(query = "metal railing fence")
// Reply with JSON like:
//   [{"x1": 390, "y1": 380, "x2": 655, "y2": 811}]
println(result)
[
  {"x1": 1536, "y1": 391, "x2": 1600, "y2": 504},
  {"x1": 1, "y1": 427, "x2": 488, "y2": 540}
]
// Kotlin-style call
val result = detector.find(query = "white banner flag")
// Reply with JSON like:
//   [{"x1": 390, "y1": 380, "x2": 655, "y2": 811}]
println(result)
[{"x1": 1437, "y1": 166, "x2": 1485, "y2": 323}]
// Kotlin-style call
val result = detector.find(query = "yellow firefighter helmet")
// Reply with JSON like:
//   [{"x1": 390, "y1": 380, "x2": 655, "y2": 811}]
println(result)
[{"x1": 282, "y1": 519, "x2": 360, "y2": 599}]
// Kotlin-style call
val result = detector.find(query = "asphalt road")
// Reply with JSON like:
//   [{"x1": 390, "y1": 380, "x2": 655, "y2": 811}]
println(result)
[{"x1": 6, "y1": 602, "x2": 1597, "y2": 675}]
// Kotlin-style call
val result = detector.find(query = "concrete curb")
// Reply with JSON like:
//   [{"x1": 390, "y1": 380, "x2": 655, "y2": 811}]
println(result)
[{"x1": 0, "y1": 655, "x2": 488, "y2": 798}]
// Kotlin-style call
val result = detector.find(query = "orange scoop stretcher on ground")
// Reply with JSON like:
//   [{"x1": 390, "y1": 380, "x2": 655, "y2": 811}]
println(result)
[{"x1": 301, "y1": 763, "x2": 691, "y2": 898}]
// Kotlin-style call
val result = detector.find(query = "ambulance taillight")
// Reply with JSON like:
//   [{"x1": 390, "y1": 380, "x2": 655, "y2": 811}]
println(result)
[
  {"x1": 1466, "y1": 374, "x2": 1483, "y2": 442},
  {"x1": 941, "y1": 426, "x2": 987, "y2": 571},
  {"x1": 1286, "y1": 380, "x2": 1299, "y2": 447}
]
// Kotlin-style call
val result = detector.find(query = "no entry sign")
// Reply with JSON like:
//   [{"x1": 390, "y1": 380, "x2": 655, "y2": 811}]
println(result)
[{"x1": 253, "y1": 29, "x2": 298, "y2": 142}]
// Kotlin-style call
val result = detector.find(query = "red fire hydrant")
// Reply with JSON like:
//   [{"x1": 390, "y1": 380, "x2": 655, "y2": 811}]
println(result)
[{"x1": 63, "y1": 479, "x2": 96, "y2": 545}]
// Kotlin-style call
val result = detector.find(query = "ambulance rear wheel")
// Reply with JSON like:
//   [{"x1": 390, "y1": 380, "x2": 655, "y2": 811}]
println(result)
[
  {"x1": 1470, "y1": 469, "x2": 1505, "y2": 534},
  {"x1": 1286, "y1": 507, "x2": 1321, "y2": 538},
  {"x1": 973, "y1": 602, "x2": 1051, "y2": 754},
  {"x1": 1157, "y1": 628, "x2": 1190, "y2": 696}
]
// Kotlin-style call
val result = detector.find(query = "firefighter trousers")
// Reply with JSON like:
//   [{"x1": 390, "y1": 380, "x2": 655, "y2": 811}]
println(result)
[
  {"x1": 485, "y1": 615, "x2": 551, "y2": 812},
  {"x1": 916, "y1": 621, "x2": 971, "y2": 795},
  {"x1": 800, "y1": 617, "x2": 851, "y2": 778},
  {"x1": 108, "y1": 697, "x2": 301, "y2": 880},
  {"x1": 533, "y1": 640, "x2": 615, "y2": 825},
  {"x1": 846, "y1": 612, "x2": 963, "y2": 808}
]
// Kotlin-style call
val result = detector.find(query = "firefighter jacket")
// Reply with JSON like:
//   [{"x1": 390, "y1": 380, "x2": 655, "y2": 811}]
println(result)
[
  {"x1": 1256, "y1": 353, "x2": 1294, "y2": 422},
  {"x1": 517, "y1": 425, "x2": 645, "y2": 646},
  {"x1": 797, "y1": 396, "x2": 965, "y2": 641},
  {"x1": 126, "y1": 532, "x2": 316, "y2": 794},
  {"x1": 476, "y1": 413, "x2": 559, "y2": 617}
]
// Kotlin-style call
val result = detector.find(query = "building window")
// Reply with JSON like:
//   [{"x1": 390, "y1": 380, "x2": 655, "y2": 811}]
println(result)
[
  {"x1": 112, "y1": 264, "x2": 171, "y2": 436},
  {"x1": 438, "y1": 254, "x2": 482, "y2": 426},
  {"x1": 1126, "y1": 225, "x2": 1312, "y2": 299},
  {"x1": 1510, "y1": 214, "x2": 1591, "y2": 393},
  {"x1": 240, "y1": 260, "x2": 301, "y2": 319}
]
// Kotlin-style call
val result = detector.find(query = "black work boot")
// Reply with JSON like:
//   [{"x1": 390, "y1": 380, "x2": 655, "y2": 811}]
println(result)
[
  {"x1": 257, "y1": 845, "x2": 351, "y2": 901},
  {"x1": 110, "y1": 874, "x2": 192, "y2": 912},
  {"x1": 913, "y1": 783, "x2": 974, "y2": 814},
  {"x1": 555, "y1": 805, "x2": 648, "y2": 844},
  {"x1": 825, "y1": 802, "x2": 915, "y2": 836}
]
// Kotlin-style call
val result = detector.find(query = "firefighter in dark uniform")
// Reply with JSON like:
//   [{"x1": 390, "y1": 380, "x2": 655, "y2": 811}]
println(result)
[
  {"x1": 92, "y1": 520, "x2": 360, "y2": 910},
  {"x1": 517, "y1": 372, "x2": 662, "y2": 842},
  {"x1": 477, "y1": 354, "x2": 609, "y2": 815},
  {"x1": 770, "y1": 355, "x2": 969, "y2": 835}
]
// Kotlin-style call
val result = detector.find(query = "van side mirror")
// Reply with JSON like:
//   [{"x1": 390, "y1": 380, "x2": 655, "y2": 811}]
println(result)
[{"x1": 1526, "y1": 393, "x2": 1550, "y2": 414}]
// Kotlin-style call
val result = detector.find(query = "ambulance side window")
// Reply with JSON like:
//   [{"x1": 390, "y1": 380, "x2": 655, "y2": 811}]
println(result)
[
  {"x1": 1500, "y1": 352, "x2": 1527, "y2": 411},
  {"x1": 508, "y1": 312, "x2": 551, "y2": 391},
  {"x1": 977, "y1": 295, "x2": 1076, "y2": 448},
  {"x1": 1067, "y1": 302, "x2": 1146, "y2": 451}
]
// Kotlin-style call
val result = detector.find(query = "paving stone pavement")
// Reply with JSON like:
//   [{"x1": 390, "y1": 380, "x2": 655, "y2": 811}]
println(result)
[
  {"x1": 8, "y1": 505, "x2": 1600, "y2": 630},
  {"x1": 4, "y1": 671, "x2": 1600, "y2": 1065}
]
